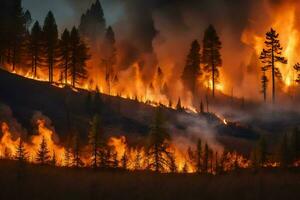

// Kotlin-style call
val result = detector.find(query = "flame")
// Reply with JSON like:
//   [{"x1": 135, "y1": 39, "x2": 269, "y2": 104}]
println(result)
[
  {"x1": 0, "y1": 121, "x2": 252, "y2": 173},
  {"x1": 0, "y1": 122, "x2": 20, "y2": 158},
  {"x1": 242, "y1": 4, "x2": 299, "y2": 89}
]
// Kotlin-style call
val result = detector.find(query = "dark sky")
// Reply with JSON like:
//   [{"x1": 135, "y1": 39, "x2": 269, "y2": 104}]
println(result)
[{"x1": 22, "y1": 0, "x2": 123, "y2": 30}]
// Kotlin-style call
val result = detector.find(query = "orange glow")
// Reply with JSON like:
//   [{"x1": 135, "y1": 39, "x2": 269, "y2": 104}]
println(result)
[{"x1": 242, "y1": 4, "x2": 299, "y2": 89}]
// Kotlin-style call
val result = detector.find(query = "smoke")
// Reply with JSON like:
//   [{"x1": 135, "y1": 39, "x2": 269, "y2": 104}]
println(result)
[
  {"x1": 170, "y1": 113, "x2": 223, "y2": 152},
  {"x1": 0, "y1": 103, "x2": 27, "y2": 139}
]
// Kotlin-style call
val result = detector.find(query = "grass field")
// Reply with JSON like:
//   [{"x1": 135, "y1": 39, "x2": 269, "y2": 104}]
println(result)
[{"x1": 1, "y1": 160, "x2": 300, "y2": 200}]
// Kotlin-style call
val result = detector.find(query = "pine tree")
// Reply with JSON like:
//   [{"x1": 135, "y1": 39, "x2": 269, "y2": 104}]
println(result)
[
  {"x1": 196, "y1": 139, "x2": 202, "y2": 173},
  {"x1": 134, "y1": 148, "x2": 142, "y2": 170},
  {"x1": 15, "y1": 139, "x2": 27, "y2": 162},
  {"x1": 36, "y1": 136, "x2": 50, "y2": 165},
  {"x1": 24, "y1": 10, "x2": 32, "y2": 31},
  {"x1": 28, "y1": 21, "x2": 43, "y2": 78},
  {"x1": 168, "y1": 151, "x2": 177, "y2": 173},
  {"x1": 59, "y1": 29, "x2": 71, "y2": 85},
  {"x1": 79, "y1": 0, "x2": 106, "y2": 42},
  {"x1": 261, "y1": 68, "x2": 268, "y2": 103},
  {"x1": 69, "y1": 27, "x2": 89, "y2": 88},
  {"x1": 259, "y1": 28, "x2": 287, "y2": 104},
  {"x1": 89, "y1": 114, "x2": 102, "y2": 168},
  {"x1": 202, "y1": 25, "x2": 222, "y2": 98},
  {"x1": 72, "y1": 134, "x2": 83, "y2": 167},
  {"x1": 148, "y1": 107, "x2": 172, "y2": 172},
  {"x1": 8, "y1": 0, "x2": 28, "y2": 71},
  {"x1": 293, "y1": 63, "x2": 300, "y2": 84},
  {"x1": 103, "y1": 26, "x2": 117, "y2": 95},
  {"x1": 203, "y1": 142, "x2": 209, "y2": 173},
  {"x1": 43, "y1": 11, "x2": 59, "y2": 83},
  {"x1": 182, "y1": 40, "x2": 201, "y2": 96}
]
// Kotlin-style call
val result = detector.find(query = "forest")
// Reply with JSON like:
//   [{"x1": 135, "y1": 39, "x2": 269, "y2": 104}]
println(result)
[{"x1": 1, "y1": 0, "x2": 300, "y2": 199}]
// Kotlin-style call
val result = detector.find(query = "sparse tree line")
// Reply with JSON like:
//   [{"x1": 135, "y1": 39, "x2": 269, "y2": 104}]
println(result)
[
  {"x1": 181, "y1": 25, "x2": 222, "y2": 102},
  {"x1": 0, "y1": 0, "x2": 90, "y2": 88},
  {"x1": 5, "y1": 96, "x2": 300, "y2": 174},
  {"x1": 251, "y1": 128, "x2": 300, "y2": 169}
]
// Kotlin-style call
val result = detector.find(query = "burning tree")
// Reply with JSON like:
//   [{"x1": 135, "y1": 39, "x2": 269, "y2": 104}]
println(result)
[
  {"x1": 182, "y1": 40, "x2": 201, "y2": 98},
  {"x1": 259, "y1": 28, "x2": 287, "y2": 104},
  {"x1": 147, "y1": 107, "x2": 175, "y2": 172},
  {"x1": 202, "y1": 25, "x2": 222, "y2": 98},
  {"x1": 43, "y1": 11, "x2": 59, "y2": 83}
]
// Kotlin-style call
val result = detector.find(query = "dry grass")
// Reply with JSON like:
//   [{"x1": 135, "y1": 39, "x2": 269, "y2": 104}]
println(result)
[{"x1": 1, "y1": 160, "x2": 300, "y2": 200}]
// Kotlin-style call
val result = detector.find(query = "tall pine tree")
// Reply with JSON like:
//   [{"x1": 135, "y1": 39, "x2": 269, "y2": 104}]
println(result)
[
  {"x1": 103, "y1": 26, "x2": 117, "y2": 95},
  {"x1": 59, "y1": 29, "x2": 71, "y2": 85},
  {"x1": 28, "y1": 21, "x2": 43, "y2": 78},
  {"x1": 147, "y1": 107, "x2": 172, "y2": 172},
  {"x1": 36, "y1": 136, "x2": 50, "y2": 165},
  {"x1": 202, "y1": 25, "x2": 222, "y2": 98},
  {"x1": 259, "y1": 28, "x2": 287, "y2": 104},
  {"x1": 43, "y1": 11, "x2": 59, "y2": 83},
  {"x1": 182, "y1": 40, "x2": 201, "y2": 97},
  {"x1": 69, "y1": 27, "x2": 89, "y2": 88},
  {"x1": 79, "y1": 0, "x2": 106, "y2": 42}
]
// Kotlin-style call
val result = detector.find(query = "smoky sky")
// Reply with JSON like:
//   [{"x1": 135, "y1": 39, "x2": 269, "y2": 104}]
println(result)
[{"x1": 22, "y1": 0, "x2": 259, "y2": 51}]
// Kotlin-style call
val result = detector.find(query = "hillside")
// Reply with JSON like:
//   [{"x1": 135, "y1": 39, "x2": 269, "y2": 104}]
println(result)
[{"x1": 0, "y1": 69, "x2": 260, "y2": 152}]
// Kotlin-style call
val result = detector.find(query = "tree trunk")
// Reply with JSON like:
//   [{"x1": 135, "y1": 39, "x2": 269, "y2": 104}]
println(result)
[
  {"x1": 64, "y1": 60, "x2": 68, "y2": 85},
  {"x1": 272, "y1": 44, "x2": 275, "y2": 104}
]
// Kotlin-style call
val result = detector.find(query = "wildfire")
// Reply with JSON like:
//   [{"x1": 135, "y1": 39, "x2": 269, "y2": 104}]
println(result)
[
  {"x1": 0, "y1": 119, "x2": 252, "y2": 173},
  {"x1": 242, "y1": 4, "x2": 299, "y2": 89}
]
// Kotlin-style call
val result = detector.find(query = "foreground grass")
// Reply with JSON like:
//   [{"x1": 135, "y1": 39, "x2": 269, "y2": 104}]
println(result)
[{"x1": 1, "y1": 160, "x2": 300, "y2": 200}]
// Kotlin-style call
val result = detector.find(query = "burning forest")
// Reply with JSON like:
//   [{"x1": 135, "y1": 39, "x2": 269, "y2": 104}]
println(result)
[{"x1": 1, "y1": 0, "x2": 300, "y2": 199}]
